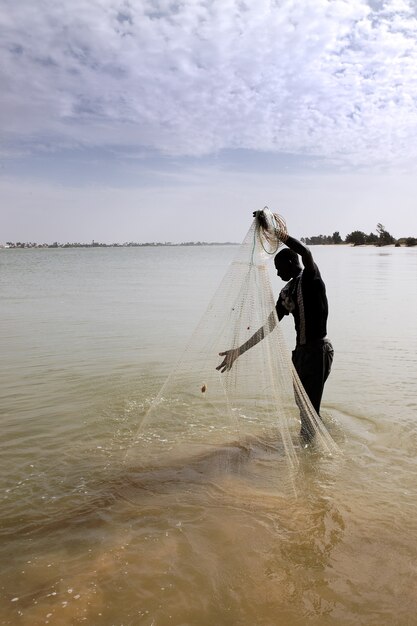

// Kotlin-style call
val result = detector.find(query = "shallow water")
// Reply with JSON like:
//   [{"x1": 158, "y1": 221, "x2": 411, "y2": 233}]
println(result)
[{"x1": 1, "y1": 244, "x2": 417, "y2": 625}]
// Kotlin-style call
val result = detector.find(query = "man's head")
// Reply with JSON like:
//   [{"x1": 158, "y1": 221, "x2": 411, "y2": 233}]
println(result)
[{"x1": 274, "y1": 248, "x2": 301, "y2": 281}]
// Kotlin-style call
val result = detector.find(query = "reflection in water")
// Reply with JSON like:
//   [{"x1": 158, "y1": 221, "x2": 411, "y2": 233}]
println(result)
[{"x1": 279, "y1": 455, "x2": 346, "y2": 622}]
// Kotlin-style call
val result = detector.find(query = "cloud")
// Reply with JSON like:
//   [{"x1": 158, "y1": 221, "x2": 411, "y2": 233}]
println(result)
[{"x1": 1, "y1": 0, "x2": 417, "y2": 166}]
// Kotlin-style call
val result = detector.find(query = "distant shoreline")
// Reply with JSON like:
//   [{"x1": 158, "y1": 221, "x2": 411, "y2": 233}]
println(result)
[
  {"x1": 0, "y1": 241, "x2": 240, "y2": 249},
  {"x1": 1, "y1": 241, "x2": 414, "y2": 249}
]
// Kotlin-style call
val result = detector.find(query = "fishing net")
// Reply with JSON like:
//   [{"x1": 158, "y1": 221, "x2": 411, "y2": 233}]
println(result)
[{"x1": 126, "y1": 209, "x2": 339, "y2": 494}]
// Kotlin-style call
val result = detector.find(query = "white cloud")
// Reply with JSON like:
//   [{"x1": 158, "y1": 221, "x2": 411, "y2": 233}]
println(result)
[{"x1": 1, "y1": 0, "x2": 417, "y2": 166}]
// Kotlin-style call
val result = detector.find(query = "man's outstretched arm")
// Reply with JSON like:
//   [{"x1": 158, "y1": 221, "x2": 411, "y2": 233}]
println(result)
[{"x1": 216, "y1": 311, "x2": 277, "y2": 373}]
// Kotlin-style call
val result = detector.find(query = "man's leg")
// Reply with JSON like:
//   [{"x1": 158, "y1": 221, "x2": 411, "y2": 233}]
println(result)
[{"x1": 292, "y1": 341, "x2": 334, "y2": 439}]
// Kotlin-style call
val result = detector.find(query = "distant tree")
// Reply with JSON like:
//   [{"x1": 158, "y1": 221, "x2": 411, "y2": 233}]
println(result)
[
  {"x1": 345, "y1": 230, "x2": 367, "y2": 245},
  {"x1": 376, "y1": 223, "x2": 395, "y2": 246},
  {"x1": 365, "y1": 232, "x2": 379, "y2": 244},
  {"x1": 405, "y1": 237, "x2": 417, "y2": 247},
  {"x1": 306, "y1": 235, "x2": 323, "y2": 245},
  {"x1": 332, "y1": 231, "x2": 342, "y2": 244},
  {"x1": 304, "y1": 234, "x2": 334, "y2": 245}
]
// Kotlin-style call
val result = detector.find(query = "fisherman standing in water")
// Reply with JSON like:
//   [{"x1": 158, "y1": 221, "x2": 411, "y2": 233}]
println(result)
[{"x1": 217, "y1": 211, "x2": 334, "y2": 441}]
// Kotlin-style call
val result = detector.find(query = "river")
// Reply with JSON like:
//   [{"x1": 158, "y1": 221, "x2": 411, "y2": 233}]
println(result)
[{"x1": 1, "y1": 243, "x2": 416, "y2": 625}]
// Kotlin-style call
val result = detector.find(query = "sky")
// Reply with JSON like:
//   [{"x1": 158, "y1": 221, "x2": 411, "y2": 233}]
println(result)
[{"x1": 1, "y1": 0, "x2": 417, "y2": 244}]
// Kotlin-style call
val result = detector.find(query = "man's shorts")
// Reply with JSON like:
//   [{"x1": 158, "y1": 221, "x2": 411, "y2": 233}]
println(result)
[{"x1": 292, "y1": 338, "x2": 334, "y2": 415}]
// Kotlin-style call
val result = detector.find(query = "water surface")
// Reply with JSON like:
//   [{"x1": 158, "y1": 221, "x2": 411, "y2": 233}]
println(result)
[{"x1": 1, "y1": 245, "x2": 416, "y2": 625}]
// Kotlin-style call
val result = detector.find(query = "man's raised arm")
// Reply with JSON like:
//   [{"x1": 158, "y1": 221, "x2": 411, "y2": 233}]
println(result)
[{"x1": 283, "y1": 236, "x2": 315, "y2": 272}]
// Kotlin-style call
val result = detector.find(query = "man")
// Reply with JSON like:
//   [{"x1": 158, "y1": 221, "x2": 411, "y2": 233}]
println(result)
[{"x1": 217, "y1": 214, "x2": 334, "y2": 441}]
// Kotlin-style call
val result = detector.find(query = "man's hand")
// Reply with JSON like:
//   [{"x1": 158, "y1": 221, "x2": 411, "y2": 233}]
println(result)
[
  {"x1": 252, "y1": 210, "x2": 269, "y2": 230},
  {"x1": 216, "y1": 348, "x2": 240, "y2": 373}
]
